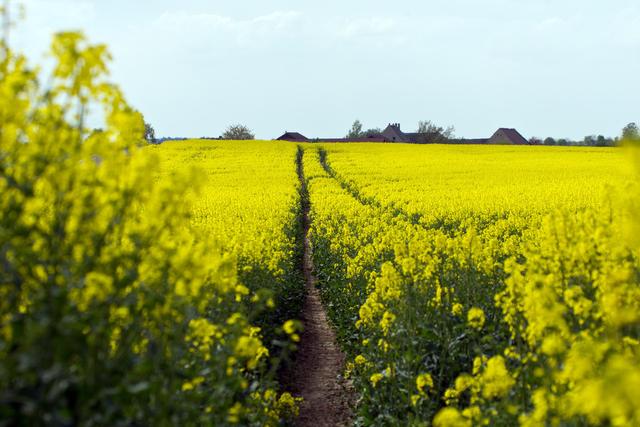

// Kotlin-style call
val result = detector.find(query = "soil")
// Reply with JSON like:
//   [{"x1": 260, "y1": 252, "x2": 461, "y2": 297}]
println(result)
[{"x1": 283, "y1": 150, "x2": 354, "y2": 427}]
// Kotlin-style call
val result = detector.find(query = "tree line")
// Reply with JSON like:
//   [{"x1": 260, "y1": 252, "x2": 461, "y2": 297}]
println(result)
[
  {"x1": 143, "y1": 121, "x2": 256, "y2": 143},
  {"x1": 528, "y1": 122, "x2": 638, "y2": 147},
  {"x1": 346, "y1": 119, "x2": 455, "y2": 144},
  {"x1": 142, "y1": 119, "x2": 639, "y2": 146},
  {"x1": 346, "y1": 119, "x2": 639, "y2": 146}
]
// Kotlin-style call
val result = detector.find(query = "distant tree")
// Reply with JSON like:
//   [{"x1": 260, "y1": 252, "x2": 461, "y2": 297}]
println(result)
[
  {"x1": 582, "y1": 135, "x2": 615, "y2": 147},
  {"x1": 595, "y1": 135, "x2": 615, "y2": 147},
  {"x1": 529, "y1": 137, "x2": 543, "y2": 145},
  {"x1": 362, "y1": 127, "x2": 382, "y2": 137},
  {"x1": 144, "y1": 122, "x2": 156, "y2": 144},
  {"x1": 543, "y1": 137, "x2": 557, "y2": 146},
  {"x1": 415, "y1": 120, "x2": 455, "y2": 144},
  {"x1": 222, "y1": 124, "x2": 255, "y2": 140},
  {"x1": 556, "y1": 138, "x2": 571, "y2": 146},
  {"x1": 346, "y1": 120, "x2": 364, "y2": 139},
  {"x1": 622, "y1": 122, "x2": 639, "y2": 141},
  {"x1": 583, "y1": 135, "x2": 597, "y2": 146}
]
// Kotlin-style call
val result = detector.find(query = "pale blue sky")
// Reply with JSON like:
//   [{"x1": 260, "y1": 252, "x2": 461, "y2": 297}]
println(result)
[{"x1": 14, "y1": 0, "x2": 640, "y2": 140}]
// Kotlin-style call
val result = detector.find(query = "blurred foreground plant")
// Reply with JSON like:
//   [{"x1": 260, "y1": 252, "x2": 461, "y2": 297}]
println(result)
[{"x1": 0, "y1": 19, "x2": 296, "y2": 427}]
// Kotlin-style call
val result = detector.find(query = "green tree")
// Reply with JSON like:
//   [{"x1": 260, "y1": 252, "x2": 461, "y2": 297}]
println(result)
[
  {"x1": 144, "y1": 120, "x2": 156, "y2": 144},
  {"x1": 222, "y1": 124, "x2": 255, "y2": 140},
  {"x1": 583, "y1": 135, "x2": 597, "y2": 146},
  {"x1": 622, "y1": 122, "x2": 639, "y2": 141},
  {"x1": 359, "y1": 128, "x2": 382, "y2": 138},
  {"x1": 416, "y1": 120, "x2": 455, "y2": 144},
  {"x1": 346, "y1": 119, "x2": 364, "y2": 139}
]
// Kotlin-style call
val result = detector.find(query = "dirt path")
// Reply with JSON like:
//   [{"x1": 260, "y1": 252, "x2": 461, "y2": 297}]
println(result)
[{"x1": 287, "y1": 147, "x2": 353, "y2": 427}]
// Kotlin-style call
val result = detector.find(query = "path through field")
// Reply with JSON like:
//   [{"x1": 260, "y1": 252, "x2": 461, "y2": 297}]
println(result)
[{"x1": 288, "y1": 148, "x2": 354, "y2": 427}]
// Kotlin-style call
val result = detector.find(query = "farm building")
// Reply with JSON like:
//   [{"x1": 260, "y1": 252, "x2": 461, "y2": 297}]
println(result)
[
  {"x1": 275, "y1": 124, "x2": 531, "y2": 145},
  {"x1": 275, "y1": 131, "x2": 386, "y2": 143},
  {"x1": 381, "y1": 123, "x2": 530, "y2": 145},
  {"x1": 276, "y1": 132, "x2": 309, "y2": 142},
  {"x1": 380, "y1": 123, "x2": 422, "y2": 143},
  {"x1": 486, "y1": 128, "x2": 530, "y2": 145}
]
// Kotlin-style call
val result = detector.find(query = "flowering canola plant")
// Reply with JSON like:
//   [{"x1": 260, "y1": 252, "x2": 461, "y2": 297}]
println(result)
[
  {"x1": 304, "y1": 143, "x2": 639, "y2": 426},
  {"x1": 3, "y1": 11, "x2": 639, "y2": 425},
  {"x1": 152, "y1": 139, "x2": 306, "y2": 344},
  {"x1": 0, "y1": 28, "x2": 302, "y2": 425}
]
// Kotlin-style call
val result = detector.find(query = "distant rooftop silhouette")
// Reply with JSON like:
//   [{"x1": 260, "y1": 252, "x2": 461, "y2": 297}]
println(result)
[
  {"x1": 275, "y1": 124, "x2": 531, "y2": 144},
  {"x1": 276, "y1": 132, "x2": 309, "y2": 142}
]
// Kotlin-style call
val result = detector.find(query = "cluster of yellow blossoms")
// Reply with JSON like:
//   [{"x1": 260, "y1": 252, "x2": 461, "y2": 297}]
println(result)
[
  {"x1": 4, "y1": 11, "x2": 638, "y2": 425},
  {"x1": 304, "y1": 143, "x2": 638, "y2": 425},
  {"x1": 0, "y1": 27, "x2": 302, "y2": 425}
]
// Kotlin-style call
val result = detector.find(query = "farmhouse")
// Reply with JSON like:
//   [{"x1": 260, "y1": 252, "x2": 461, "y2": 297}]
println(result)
[
  {"x1": 276, "y1": 132, "x2": 309, "y2": 142},
  {"x1": 485, "y1": 128, "x2": 530, "y2": 145},
  {"x1": 380, "y1": 123, "x2": 422, "y2": 143},
  {"x1": 275, "y1": 124, "x2": 531, "y2": 145},
  {"x1": 275, "y1": 131, "x2": 386, "y2": 143},
  {"x1": 380, "y1": 123, "x2": 530, "y2": 145}
]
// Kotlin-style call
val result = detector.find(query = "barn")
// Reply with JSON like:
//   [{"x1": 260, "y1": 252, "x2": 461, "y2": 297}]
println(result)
[
  {"x1": 487, "y1": 128, "x2": 529, "y2": 145},
  {"x1": 275, "y1": 125, "x2": 531, "y2": 145},
  {"x1": 276, "y1": 132, "x2": 309, "y2": 142}
]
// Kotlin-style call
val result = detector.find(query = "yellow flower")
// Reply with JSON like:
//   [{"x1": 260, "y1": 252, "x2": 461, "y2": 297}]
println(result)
[
  {"x1": 355, "y1": 354, "x2": 367, "y2": 365},
  {"x1": 283, "y1": 320, "x2": 297, "y2": 335},
  {"x1": 452, "y1": 303, "x2": 463, "y2": 316},
  {"x1": 416, "y1": 373, "x2": 434, "y2": 394},
  {"x1": 69, "y1": 272, "x2": 114, "y2": 312},
  {"x1": 472, "y1": 356, "x2": 486, "y2": 375},
  {"x1": 283, "y1": 320, "x2": 301, "y2": 342},
  {"x1": 479, "y1": 356, "x2": 515, "y2": 400},
  {"x1": 380, "y1": 310, "x2": 396, "y2": 336},
  {"x1": 541, "y1": 333, "x2": 566, "y2": 356},
  {"x1": 181, "y1": 376, "x2": 205, "y2": 391},
  {"x1": 410, "y1": 394, "x2": 421, "y2": 407},
  {"x1": 370, "y1": 373, "x2": 384, "y2": 387},
  {"x1": 433, "y1": 407, "x2": 472, "y2": 427},
  {"x1": 455, "y1": 374, "x2": 473, "y2": 392},
  {"x1": 378, "y1": 338, "x2": 390, "y2": 352},
  {"x1": 186, "y1": 318, "x2": 220, "y2": 360},
  {"x1": 443, "y1": 388, "x2": 458, "y2": 406},
  {"x1": 467, "y1": 307, "x2": 485, "y2": 330},
  {"x1": 227, "y1": 402, "x2": 242, "y2": 424},
  {"x1": 234, "y1": 335, "x2": 267, "y2": 370},
  {"x1": 276, "y1": 392, "x2": 302, "y2": 419}
]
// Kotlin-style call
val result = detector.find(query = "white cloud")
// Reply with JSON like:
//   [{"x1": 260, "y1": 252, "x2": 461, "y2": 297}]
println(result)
[
  {"x1": 336, "y1": 17, "x2": 398, "y2": 39},
  {"x1": 252, "y1": 11, "x2": 302, "y2": 29},
  {"x1": 148, "y1": 9, "x2": 411, "y2": 49},
  {"x1": 152, "y1": 10, "x2": 302, "y2": 45}
]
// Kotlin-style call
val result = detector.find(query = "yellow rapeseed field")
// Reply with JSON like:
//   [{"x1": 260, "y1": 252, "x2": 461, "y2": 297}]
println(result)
[
  {"x1": 304, "y1": 143, "x2": 639, "y2": 425},
  {"x1": 153, "y1": 140, "x2": 299, "y2": 273},
  {"x1": 2, "y1": 23, "x2": 639, "y2": 426}
]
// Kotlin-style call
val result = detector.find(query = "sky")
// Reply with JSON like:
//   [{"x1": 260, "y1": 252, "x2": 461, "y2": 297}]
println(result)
[{"x1": 11, "y1": 0, "x2": 640, "y2": 140}]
